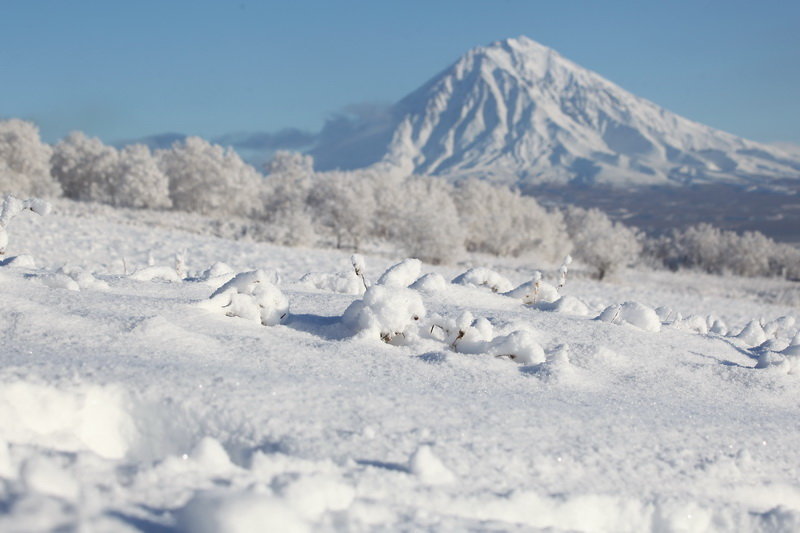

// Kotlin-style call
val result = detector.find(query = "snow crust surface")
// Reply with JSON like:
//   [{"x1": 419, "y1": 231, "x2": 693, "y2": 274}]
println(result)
[{"x1": 1, "y1": 205, "x2": 799, "y2": 531}]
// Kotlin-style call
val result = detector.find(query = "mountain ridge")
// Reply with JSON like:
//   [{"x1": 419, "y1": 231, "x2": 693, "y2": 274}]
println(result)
[{"x1": 311, "y1": 36, "x2": 800, "y2": 188}]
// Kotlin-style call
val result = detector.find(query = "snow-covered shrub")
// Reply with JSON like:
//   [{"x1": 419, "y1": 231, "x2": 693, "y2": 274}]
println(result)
[
  {"x1": 51, "y1": 131, "x2": 119, "y2": 203},
  {"x1": 597, "y1": 301, "x2": 661, "y2": 332},
  {"x1": 308, "y1": 169, "x2": 378, "y2": 250},
  {"x1": 563, "y1": 206, "x2": 641, "y2": 279},
  {"x1": 0, "y1": 119, "x2": 61, "y2": 198},
  {"x1": 505, "y1": 275, "x2": 560, "y2": 304},
  {"x1": 113, "y1": 144, "x2": 172, "y2": 209},
  {"x1": 158, "y1": 137, "x2": 263, "y2": 217},
  {"x1": 129, "y1": 266, "x2": 182, "y2": 282},
  {"x1": 205, "y1": 270, "x2": 289, "y2": 326},
  {"x1": 261, "y1": 151, "x2": 317, "y2": 246},
  {"x1": 0, "y1": 195, "x2": 51, "y2": 255},
  {"x1": 377, "y1": 258, "x2": 422, "y2": 288},
  {"x1": 648, "y1": 223, "x2": 800, "y2": 279},
  {"x1": 342, "y1": 285, "x2": 425, "y2": 343},
  {"x1": 391, "y1": 177, "x2": 465, "y2": 264},
  {"x1": 454, "y1": 179, "x2": 570, "y2": 260},
  {"x1": 452, "y1": 267, "x2": 513, "y2": 293},
  {"x1": 486, "y1": 330, "x2": 546, "y2": 364}
]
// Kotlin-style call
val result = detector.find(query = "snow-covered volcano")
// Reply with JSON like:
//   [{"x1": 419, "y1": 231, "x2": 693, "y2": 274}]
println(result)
[{"x1": 312, "y1": 36, "x2": 800, "y2": 187}]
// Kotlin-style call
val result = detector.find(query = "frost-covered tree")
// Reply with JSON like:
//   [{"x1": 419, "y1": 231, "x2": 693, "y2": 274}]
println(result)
[
  {"x1": 0, "y1": 119, "x2": 61, "y2": 198},
  {"x1": 261, "y1": 151, "x2": 316, "y2": 246},
  {"x1": 51, "y1": 131, "x2": 118, "y2": 203},
  {"x1": 308, "y1": 169, "x2": 379, "y2": 250},
  {"x1": 563, "y1": 206, "x2": 641, "y2": 279},
  {"x1": 454, "y1": 179, "x2": 569, "y2": 260},
  {"x1": 392, "y1": 176, "x2": 465, "y2": 264},
  {"x1": 158, "y1": 137, "x2": 263, "y2": 216},
  {"x1": 649, "y1": 223, "x2": 800, "y2": 278},
  {"x1": 114, "y1": 145, "x2": 171, "y2": 209}
]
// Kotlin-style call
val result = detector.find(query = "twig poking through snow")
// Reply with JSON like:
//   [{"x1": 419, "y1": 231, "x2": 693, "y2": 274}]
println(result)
[{"x1": 351, "y1": 254, "x2": 369, "y2": 291}]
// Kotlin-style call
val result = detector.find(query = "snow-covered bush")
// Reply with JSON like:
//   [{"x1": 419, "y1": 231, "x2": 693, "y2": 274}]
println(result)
[
  {"x1": 648, "y1": 223, "x2": 800, "y2": 279},
  {"x1": 563, "y1": 206, "x2": 641, "y2": 279},
  {"x1": 51, "y1": 131, "x2": 119, "y2": 203},
  {"x1": 0, "y1": 195, "x2": 51, "y2": 255},
  {"x1": 597, "y1": 301, "x2": 661, "y2": 332},
  {"x1": 342, "y1": 285, "x2": 425, "y2": 343},
  {"x1": 261, "y1": 151, "x2": 316, "y2": 246},
  {"x1": 204, "y1": 270, "x2": 289, "y2": 326},
  {"x1": 307, "y1": 169, "x2": 378, "y2": 250},
  {"x1": 0, "y1": 119, "x2": 61, "y2": 198},
  {"x1": 390, "y1": 177, "x2": 465, "y2": 264},
  {"x1": 158, "y1": 137, "x2": 263, "y2": 216},
  {"x1": 113, "y1": 144, "x2": 172, "y2": 209},
  {"x1": 455, "y1": 179, "x2": 570, "y2": 260}
]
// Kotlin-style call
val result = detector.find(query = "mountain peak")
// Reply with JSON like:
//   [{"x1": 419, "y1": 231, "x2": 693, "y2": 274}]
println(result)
[{"x1": 311, "y1": 38, "x2": 800, "y2": 188}]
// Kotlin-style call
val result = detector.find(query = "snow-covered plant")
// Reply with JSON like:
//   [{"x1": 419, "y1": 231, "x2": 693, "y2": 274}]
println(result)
[
  {"x1": 158, "y1": 137, "x2": 263, "y2": 216},
  {"x1": 557, "y1": 255, "x2": 572, "y2": 291},
  {"x1": 0, "y1": 119, "x2": 61, "y2": 198},
  {"x1": 454, "y1": 179, "x2": 570, "y2": 260},
  {"x1": 0, "y1": 195, "x2": 51, "y2": 255},
  {"x1": 51, "y1": 131, "x2": 119, "y2": 203},
  {"x1": 524, "y1": 271, "x2": 542, "y2": 304},
  {"x1": 597, "y1": 301, "x2": 661, "y2": 332},
  {"x1": 261, "y1": 151, "x2": 316, "y2": 246},
  {"x1": 175, "y1": 251, "x2": 188, "y2": 280},
  {"x1": 391, "y1": 176, "x2": 465, "y2": 265},
  {"x1": 351, "y1": 254, "x2": 369, "y2": 291},
  {"x1": 342, "y1": 285, "x2": 425, "y2": 343},
  {"x1": 377, "y1": 258, "x2": 421, "y2": 288},
  {"x1": 205, "y1": 270, "x2": 288, "y2": 326},
  {"x1": 563, "y1": 206, "x2": 641, "y2": 280},
  {"x1": 452, "y1": 267, "x2": 513, "y2": 294}
]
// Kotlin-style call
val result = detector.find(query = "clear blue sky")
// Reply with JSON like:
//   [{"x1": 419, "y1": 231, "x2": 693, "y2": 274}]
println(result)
[{"x1": 2, "y1": 0, "x2": 798, "y2": 145}]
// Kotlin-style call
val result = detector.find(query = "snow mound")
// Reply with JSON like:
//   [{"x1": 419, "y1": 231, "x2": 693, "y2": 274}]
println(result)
[
  {"x1": 735, "y1": 320, "x2": 768, "y2": 347},
  {"x1": 0, "y1": 382, "x2": 135, "y2": 460},
  {"x1": 487, "y1": 330, "x2": 546, "y2": 364},
  {"x1": 300, "y1": 270, "x2": 363, "y2": 295},
  {"x1": 536, "y1": 295, "x2": 590, "y2": 316},
  {"x1": 205, "y1": 270, "x2": 289, "y2": 326},
  {"x1": 505, "y1": 277, "x2": 560, "y2": 304},
  {"x1": 129, "y1": 265, "x2": 181, "y2": 282},
  {"x1": 377, "y1": 258, "x2": 422, "y2": 288},
  {"x1": 197, "y1": 262, "x2": 236, "y2": 287},
  {"x1": 40, "y1": 272, "x2": 80, "y2": 291},
  {"x1": 410, "y1": 272, "x2": 447, "y2": 295},
  {"x1": 342, "y1": 285, "x2": 425, "y2": 343},
  {"x1": 178, "y1": 490, "x2": 308, "y2": 533},
  {"x1": 597, "y1": 301, "x2": 661, "y2": 332},
  {"x1": 452, "y1": 267, "x2": 513, "y2": 293},
  {"x1": 409, "y1": 445, "x2": 456, "y2": 485}
]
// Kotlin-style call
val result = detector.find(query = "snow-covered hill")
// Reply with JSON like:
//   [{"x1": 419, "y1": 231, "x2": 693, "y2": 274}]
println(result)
[
  {"x1": 312, "y1": 36, "x2": 800, "y2": 188},
  {"x1": 1, "y1": 201, "x2": 799, "y2": 530}
]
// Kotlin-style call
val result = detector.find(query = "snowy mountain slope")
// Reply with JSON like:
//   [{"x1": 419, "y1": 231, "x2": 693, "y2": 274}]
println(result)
[
  {"x1": 1, "y1": 202, "x2": 799, "y2": 530},
  {"x1": 312, "y1": 36, "x2": 800, "y2": 187}
]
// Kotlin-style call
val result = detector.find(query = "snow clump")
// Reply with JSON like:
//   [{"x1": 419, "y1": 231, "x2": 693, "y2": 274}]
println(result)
[
  {"x1": 204, "y1": 269, "x2": 289, "y2": 326},
  {"x1": 452, "y1": 267, "x2": 513, "y2": 293},
  {"x1": 342, "y1": 285, "x2": 425, "y2": 343},
  {"x1": 0, "y1": 195, "x2": 51, "y2": 255},
  {"x1": 409, "y1": 445, "x2": 456, "y2": 485},
  {"x1": 377, "y1": 258, "x2": 422, "y2": 288},
  {"x1": 597, "y1": 301, "x2": 661, "y2": 332},
  {"x1": 735, "y1": 320, "x2": 768, "y2": 347},
  {"x1": 177, "y1": 489, "x2": 308, "y2": 533},
  {"x1": 410, "y1": 272, "x2": 448, "y2": 295},
  {"x1": 300, "y1": 271, "x2": 364, "y2": 295}
]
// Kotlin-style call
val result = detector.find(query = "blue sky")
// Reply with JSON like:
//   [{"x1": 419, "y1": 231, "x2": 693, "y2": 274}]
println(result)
[{"x1": 2, "y1": 0, "x2": 798, "y2": 145}]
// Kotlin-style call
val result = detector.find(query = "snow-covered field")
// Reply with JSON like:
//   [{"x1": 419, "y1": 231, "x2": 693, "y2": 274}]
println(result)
[{"x1": 1, "y1": 202, "x2": 799, "y2": 532}]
